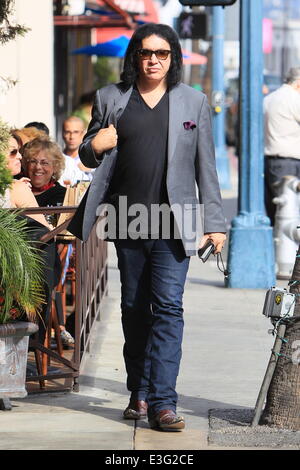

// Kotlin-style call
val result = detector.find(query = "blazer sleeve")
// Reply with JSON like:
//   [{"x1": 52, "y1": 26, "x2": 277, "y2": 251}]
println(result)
[
  {"x1": 195, "y1": 95, "x2": 227, "y2": 234},
  {"x1": 78, "y1": 89, "x2": 106, "y2": 169}
]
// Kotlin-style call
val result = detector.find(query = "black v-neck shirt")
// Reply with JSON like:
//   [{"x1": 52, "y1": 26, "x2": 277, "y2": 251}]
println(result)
[{"x1": 107, "y1": 86, "x2": 170, "y2": 236}]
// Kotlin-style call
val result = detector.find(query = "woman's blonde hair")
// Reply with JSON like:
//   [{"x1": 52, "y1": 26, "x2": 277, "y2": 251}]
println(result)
[
  {"x1": 13, "y1": 127, "x2": 48, "y2": 146},
  {"x1": 22, "y1": 137, "x2": 65, "y2": 181}
]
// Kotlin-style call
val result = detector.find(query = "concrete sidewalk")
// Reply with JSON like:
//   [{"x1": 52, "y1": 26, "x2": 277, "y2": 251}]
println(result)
[
  {"x1": 0, "y1": 164, "x2": 296, "y2": 450},
  {"x1": 0, "y1": 236, "x2": 288, "y2": 450}
]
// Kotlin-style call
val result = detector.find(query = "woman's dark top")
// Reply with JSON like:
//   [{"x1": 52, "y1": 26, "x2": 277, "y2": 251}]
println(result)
[
  {"x1": 35, "y1": 181, "x2": 66, "y2": 207},
  {"x1": 34, "y1": 181, "x2": 67, "y2": 332}
]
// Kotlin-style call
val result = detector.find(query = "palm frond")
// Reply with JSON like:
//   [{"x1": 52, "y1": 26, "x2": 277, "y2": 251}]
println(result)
[{"x1": 0, "y1": 209, "x2": 45, "y2": 323}]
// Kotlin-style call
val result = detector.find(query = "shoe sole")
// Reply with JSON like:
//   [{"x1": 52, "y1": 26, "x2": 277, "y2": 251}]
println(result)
[
  {"x1": 123, "y1": 411, "x2": 147, "y2": 420},
  {"x1": 123, "y1": 414, "x2": 147, "y2": 420},
  {"x1": 149, "y1": 419, "x2": 185, "y2": 432}
]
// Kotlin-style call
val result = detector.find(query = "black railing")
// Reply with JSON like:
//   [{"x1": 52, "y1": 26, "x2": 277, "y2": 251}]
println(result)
[{"x1": 22, "y1": 206, "x2": 108, "y2": 393}]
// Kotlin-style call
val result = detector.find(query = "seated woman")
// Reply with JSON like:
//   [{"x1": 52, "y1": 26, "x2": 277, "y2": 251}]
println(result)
[
  {"x1": 3, "y1": 132, "x2": 50, "y2": 227},
  {"x1": 11, "y1": 127, "x2": 48, "y2": 179},
  {"x1": 1, "y1": 132, "x2": 54, "y2": 345},
  {"x1": 22, "y1": 137, "x2": 74, "y2": 347},
  {"x1": 22, "y1": 137, "x2": 66, "y2": 207}
]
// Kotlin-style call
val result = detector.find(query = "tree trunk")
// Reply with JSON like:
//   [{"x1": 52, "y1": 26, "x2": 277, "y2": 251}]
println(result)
[{"x1": 261, "y1": 247, "x2": 300, "y2": 430}]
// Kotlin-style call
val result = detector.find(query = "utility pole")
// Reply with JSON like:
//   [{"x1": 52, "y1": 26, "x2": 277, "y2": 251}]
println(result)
[
  {"x1": 211, "y1": 5, "x2": 231, "y2": 189},
  {"x1": 226, "y1": 0, "x2": 275, "y2": 288}
]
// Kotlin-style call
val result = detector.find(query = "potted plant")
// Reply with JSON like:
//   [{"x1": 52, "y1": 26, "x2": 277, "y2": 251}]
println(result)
[{"x1": 0, "y1": 122, "x2": 44, "y2": 410}]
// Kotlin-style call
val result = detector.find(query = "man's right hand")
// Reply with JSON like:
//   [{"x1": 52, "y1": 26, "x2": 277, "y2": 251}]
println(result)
[{"x1": 91, "y1": 124, "x2": 118, "y2": 154}]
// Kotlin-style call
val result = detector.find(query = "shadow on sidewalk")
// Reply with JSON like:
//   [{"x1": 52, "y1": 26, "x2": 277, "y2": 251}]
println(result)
[
  {"x1": 19, "y1": 375, "x2": 248, "y2": 425},
  {"x1": 187, "y1": 277, "x2": 225, "y2": 288}
]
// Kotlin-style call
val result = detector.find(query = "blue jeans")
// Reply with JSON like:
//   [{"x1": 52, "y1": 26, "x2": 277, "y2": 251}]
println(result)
[{"x1": 114, "y1": 238, "x2": 190, "y2": 416}]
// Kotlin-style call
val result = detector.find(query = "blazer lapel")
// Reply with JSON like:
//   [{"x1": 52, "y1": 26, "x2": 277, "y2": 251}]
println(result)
[
  {"x1": 168, "y1": 84, "x2": 184, "y2": 164},
  {"x1": 108, "y1": 85, "x2": 133, "y2": 126},
  {"x1": 104, "y1": 83, "x2": 185, "y2": 163}
]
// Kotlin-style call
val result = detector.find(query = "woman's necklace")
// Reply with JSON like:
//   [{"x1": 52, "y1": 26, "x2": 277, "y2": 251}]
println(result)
[{"x1": 31, "y1": 180, "x2": 55, "y2": 194}]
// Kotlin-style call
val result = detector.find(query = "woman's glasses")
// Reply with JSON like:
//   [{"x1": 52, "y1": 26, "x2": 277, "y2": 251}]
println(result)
[
  {"x1": 27, "y1": 159, "x2": 50, "y2": 167},
  {"x1": 9, "y1": 149, "x2": 19, "y2": 157},
  {"x1": 137, "y1": 49, "x2": 171, "y2": 60}
]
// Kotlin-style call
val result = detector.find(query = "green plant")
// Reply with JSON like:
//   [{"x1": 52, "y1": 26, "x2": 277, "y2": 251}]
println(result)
[
  {"x1": 94, "y1": 56, "x2": 118, "y2": 89},
  {"x1": 0, "y1": 121, "x2": 44, "y2": 324},
  {"x1": 0, "y1": 118, "x2": 13, "y2": 196},
  {"x1": 0, "y1": 119, "x2": 43, "y2": 324},
  {"x1": 0, "y1": 0, "x2": 29, "y2": 45},
  {"x1": 0, "y1": 209, "x2": 45, "y2": 324},
  {"x1": 0, "y1": 1, "x2": 44, "y2": 325}
]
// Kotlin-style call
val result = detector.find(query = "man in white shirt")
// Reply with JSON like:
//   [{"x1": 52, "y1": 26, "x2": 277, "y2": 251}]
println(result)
[
  {"x1": 264, "y1": 67, "x2": 300, "y2": 224},
  {"x1": 59, "y1": 116, "x2": 94, "y2": 185}
]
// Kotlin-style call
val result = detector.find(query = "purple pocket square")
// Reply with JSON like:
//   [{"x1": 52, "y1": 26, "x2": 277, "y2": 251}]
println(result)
[{"x1": 183, "y1": 120, "x2": 196, "y2": 130}]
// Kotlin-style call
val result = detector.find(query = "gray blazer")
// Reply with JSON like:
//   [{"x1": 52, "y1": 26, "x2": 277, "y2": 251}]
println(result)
[{"x1": 68, "y1": 82, "x2": 226, "y2": 256}]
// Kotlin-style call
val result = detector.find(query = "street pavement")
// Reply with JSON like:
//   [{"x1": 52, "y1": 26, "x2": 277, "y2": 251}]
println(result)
[{"x1": 0, "y1": 152, "x2": 294, "y2": 451}]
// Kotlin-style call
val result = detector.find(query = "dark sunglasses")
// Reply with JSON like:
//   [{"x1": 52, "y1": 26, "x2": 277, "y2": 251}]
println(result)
[{"x1": 137, "y1": 49, "x2": 171, "y2": 60}]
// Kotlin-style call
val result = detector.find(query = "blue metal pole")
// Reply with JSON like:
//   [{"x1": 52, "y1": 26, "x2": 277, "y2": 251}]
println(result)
[
  {"x1": 211, "y1": 5, "x2": 231, "y2": 190},
  {"x1": 226, "y1": 0, "x2": 275, "y2": 288}
]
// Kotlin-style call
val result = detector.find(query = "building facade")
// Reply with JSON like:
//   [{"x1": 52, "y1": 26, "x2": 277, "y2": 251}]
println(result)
[{"x1": 0, "y1": 0, "x2": 55, "y2": 135}]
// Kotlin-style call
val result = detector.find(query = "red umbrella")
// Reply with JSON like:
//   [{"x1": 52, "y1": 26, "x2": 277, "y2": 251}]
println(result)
[{"x1": 182, "y1": 49, "x2": 207, "y2": 65}]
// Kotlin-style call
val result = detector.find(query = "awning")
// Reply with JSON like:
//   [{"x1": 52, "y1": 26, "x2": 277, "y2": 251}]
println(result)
[
  {"x1": 113, "y1": 0, "x2": 146, "y2": 15},
  {"x1": 115, "y1": 0, "x2": 158, "y2": 20},
  {"x1": 96, "y1": 0, "x2": 159, "y2": 42},
  {"x1": 95, "y1": 0, "x2": 158, "y2": 19},
  {"x1": 54, "y1": 0, "x2": 135, "y2": 28}
]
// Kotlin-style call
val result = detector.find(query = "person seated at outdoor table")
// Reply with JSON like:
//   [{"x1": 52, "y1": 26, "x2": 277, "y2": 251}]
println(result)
[
  {"x1": 0, "y1": 131, "x2": 56, "y2": 345},
  {"x1": 22, "y1": 137, "x2": 67, "y2": 207},
  {"x1": 2, "y1": 131, "x2": 51, "y2": 228},
  {"x1": 22, "y1": 137, "x2": 75, "y2": 347},
  {"x1": 11, "y1": 127, "x2": 49, "y2": 179}
]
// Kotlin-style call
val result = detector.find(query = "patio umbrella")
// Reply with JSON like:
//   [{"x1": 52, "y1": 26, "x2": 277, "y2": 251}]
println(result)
[
  {"x1": 72, "y1": 35, "x2": 207, "y2": 65},
  {"x1": 182, "y1": 49, "x2": 207, "y2": 65},
  {"x1": 72, "y1": 35, "x2": 130, "y2": 57}
]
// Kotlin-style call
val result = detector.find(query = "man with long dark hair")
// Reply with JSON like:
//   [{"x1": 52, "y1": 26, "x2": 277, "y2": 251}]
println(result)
[{"x1": 69, "y1": 23, "x2": 226, "y2": 431}]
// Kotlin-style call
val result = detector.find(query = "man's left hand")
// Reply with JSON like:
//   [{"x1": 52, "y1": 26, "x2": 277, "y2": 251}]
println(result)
[{"x1": 199, "y1": 232, "x2": 227, "y2": 254}]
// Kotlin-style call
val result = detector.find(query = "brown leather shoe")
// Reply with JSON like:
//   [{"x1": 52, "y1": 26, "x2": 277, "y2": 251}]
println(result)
[
  {"x1": 123, "y1": 400, "x2": 148, "y2": 420},
  {"x1": 149, "y1": 409, "x2": 185, "y2": 431}
]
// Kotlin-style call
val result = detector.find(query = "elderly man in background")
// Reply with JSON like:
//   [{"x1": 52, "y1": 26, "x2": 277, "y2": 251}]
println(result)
[
  {"x1": 59, "y1": 116, "x2": 94, "y2": 185},
  {"x1": 264, "y1": 66, "x2": 300, "y2": 225}
]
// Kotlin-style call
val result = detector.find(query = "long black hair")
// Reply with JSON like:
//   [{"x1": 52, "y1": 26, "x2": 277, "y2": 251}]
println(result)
[{"x1": 120, "y1": 23, "x2": 183, "y2": 89}]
